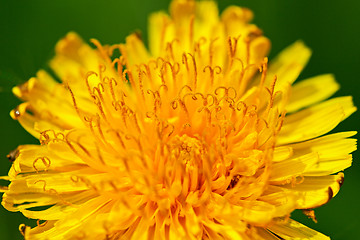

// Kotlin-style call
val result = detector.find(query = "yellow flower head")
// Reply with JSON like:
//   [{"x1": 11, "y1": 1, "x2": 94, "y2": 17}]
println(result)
[{"x1": 2, "y1": 0, "x2": 357, "y2": 239}]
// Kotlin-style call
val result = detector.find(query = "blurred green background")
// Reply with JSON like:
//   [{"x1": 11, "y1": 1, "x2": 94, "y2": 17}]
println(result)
[{"x1": 0, "y1": 0, "x2": 359, "y2": 239}]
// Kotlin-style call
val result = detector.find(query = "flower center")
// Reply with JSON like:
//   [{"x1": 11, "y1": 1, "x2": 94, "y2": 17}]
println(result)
[{"x1": 171, "y1": 134, "x2": 204, "y2": 168}]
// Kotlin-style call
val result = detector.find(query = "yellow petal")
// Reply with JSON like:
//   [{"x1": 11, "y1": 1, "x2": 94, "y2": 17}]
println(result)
[
  {"x1": 271, "y1": 173, "x2": 343, "y2": 209},
  {"x1": 304, "y1": 156, "x2": 352, "y2": 176},
  {"x1": 121, "y1": 33, "x2": 150, "y2": 67},
  {"x1": 256, "y1": 227, "x2": 284, "y2": 240},
  {"x1": 290, "y1": 131, "x2": 357, "y2": 160},
  {"x1": 286, "y1": 74, "x2": 339, "y2": 113},
  {"x1": 268, "y1": 219, "x2": 330, "y2": 240},
  {"x1": 273, "y1": 146, "x2": 293, "y2": 162},
  {"x1": 270, "y1": 152, "x2": 318, "y2": 183},
  {"x1": 252, "y1": 41, "x2": 311, "y2": 93},
  {"x1": 278, "y1": 96, "x2": 356, "y2": 145},
  {"x1": 51, "y1": 32, "x2": 100, "y2": 76},
  {"x1": 283, "y1": 131, "x2": 356, "y2": 176},
  {"x1": 148, "y1": 12, "x2": 173, "y2": 57}
]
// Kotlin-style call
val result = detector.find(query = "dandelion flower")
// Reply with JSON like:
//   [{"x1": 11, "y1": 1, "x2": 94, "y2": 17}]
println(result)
[{"x1": 1, "y1": 0, "x2": 357, "y2": 239}]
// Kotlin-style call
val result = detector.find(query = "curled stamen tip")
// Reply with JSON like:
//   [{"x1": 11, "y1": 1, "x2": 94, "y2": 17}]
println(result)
[{"x1": 19, "y1": 224, "x2": 27, "y2": 236}]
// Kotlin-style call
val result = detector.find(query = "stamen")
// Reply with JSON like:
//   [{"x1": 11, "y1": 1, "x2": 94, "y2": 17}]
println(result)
[
  {"x1": 197, "y1": 107, "x2": 212, "y2": 125},
  {"x1": 227, "y1": 36, "x2": 241, "y2": 67},
  {"x1": 276, "y1": 111, "x2": 286, "y2": 133},
  {"x1": 95, "y1": 144, "x2": 106, "y2": 165},
  {"x1": 137, "y1": 70, "x2": 146, "y2": 100},
  {"x1": 36, "y1": 220, "x2": 48, "y2": 227},
  {"x1": 165, "y1": 39, "x2": 180, "y2": 61},
  {"x1": 85, "y1": 71, "x2": 99, "y2": 95},
  {"x1": 232, "y1": 58, "x2": 245, "y2": 74},
  {"x1": 209, "y1": 37, "x2": 219, "y2": 66},
  {"x1": 40, "y1": 130, "x2": 65, "y2": 145},
  {"x1": 111, "y1": 57, "x2": 124, "y2": 77},
  {"x1": 93, "y1": 83, "x2": 105, "y2": 103},
  {"x1": 236, "y1": 101, "x2": 247, "y2": 114},
  {"x1": 132, "y1": 113, "x2": 142, "y2": 134},
  {"x1": 104, "y1": 77, "x2": 118, "y2": 104},
  {"x1": 179, "y1": 84, "x2": 193, "y2": 96},
  {"x1": 189, "y1": 15, "x2": 195, "y2": 48},
  {"x1": 91, "y1": 39, "x2": 111, "y2": 62},
  {"x1": 98, "y1": 64, "x2": 107, "y2": 83},
  {"x1": 194, "y1": 37, "x2": 207, "y2": 58},
  {"x1": 203, "y1": 65, "x2": 222, "y2": 86},
  {"x1": 123, "y1": 69, "x2": 135, "y2": 86},
  {"x1": 182, "y1": 123, "x2": 191, "y2": 131},
  {"x1": 66, "y1": 83, "x2": 82, "y2": 119},
  {"x1": 159, "y1": 121, "x2": 175, "y2": 139},
  {"x1": 205, "y1": 93, "x2": 217, "y2": 107},
  {"x1": 215, "y1": 86, "x2": 237, "y2": 104},
  {"x1": 161, "y1": 61, "x2": 180, "y2": 83},
  {"x1": 70, "y1": 175, "x2": 80, "y2": 183},
  {"x1": 65, "y1": 132, "x2": 92, "y2": 158},
  {"x1": 244, "y1": 36, "x2": 251, "y2": 65},
  {"x1": 33, "y1": 157, "x2": 51, "y2": 173},
  {"x1": 140, "y1": 63, "x2": 153, "y2": 84},
  {"x1": 92, "y1": 94, "x2": 108, "y2": 123},
  {"x1": 259, "y1": 57, "x2": 268, "y2": 88},
  {"x1": 106, "y1": 129, "x2": 126, "y2": 149},
  {"x1": 147, "y1": 89, "x2": 163, "y2": 113},
  {"x1": 264, "y1": 75, "x2": 278, "y2": 112},
  {"x1": 171, "y1": 98, "x2": 189, "y2": 117},
  {"x1": 182, "y1": 53, "x2": 198, "y2": 89},
  {"x1": 19, "y1": 224, "x2": 27, "y2": 236},
  {"x1": 34, "y1": 179, "x2": 47, "y2": 192}
]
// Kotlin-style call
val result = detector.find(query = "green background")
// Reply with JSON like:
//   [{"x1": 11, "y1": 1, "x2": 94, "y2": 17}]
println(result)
[{"x1": 0, "y1": 0, "x2": 359, "y2": 239}]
